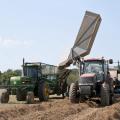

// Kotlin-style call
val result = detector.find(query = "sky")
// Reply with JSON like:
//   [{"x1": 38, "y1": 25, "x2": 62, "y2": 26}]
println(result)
[{"x1": 0, "y1": 0, "x2": 119, "y2": 71}]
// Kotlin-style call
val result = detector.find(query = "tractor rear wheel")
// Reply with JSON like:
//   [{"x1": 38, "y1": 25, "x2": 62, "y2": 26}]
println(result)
[
  {"x1": 16, "y1": 88, "x2": 26, "y2": 101},
  {"x1": 69, "y1": 83, "x2": 79, "y2": 103},
  {"x1": 0, "y1": 89, "x2": 9, "y2": 103},
  {"x1": 38, "y1": 82, "x2": 49, "y2": 101},
  {"x1": 101, "y1": 82, "x2": 110, "y2": 106},
  {"x1": 26, "y1": 91, "x2": 34, "y2": 104}
]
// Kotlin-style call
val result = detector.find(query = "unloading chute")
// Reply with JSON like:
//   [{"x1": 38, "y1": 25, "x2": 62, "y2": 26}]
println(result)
[{"x1": 59, "y1": 11, "x2": 102, "y2": 69}]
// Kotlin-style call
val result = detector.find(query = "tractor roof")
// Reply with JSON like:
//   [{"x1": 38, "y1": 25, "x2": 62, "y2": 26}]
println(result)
[
  {"x1": 84, "y1": 58, "x2": 104, "y2": 62},
  {"x1": 23, "y1": 62, "x2": 57, "y2": 67},
  {"x1": 23, "y1": 63, "x2": 40, "y2": 67}
]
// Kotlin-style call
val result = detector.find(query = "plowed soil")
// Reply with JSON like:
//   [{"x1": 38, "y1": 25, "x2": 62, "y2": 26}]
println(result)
[{"x1": 0, "y1": 95, "x2": 120, "y2": 120}]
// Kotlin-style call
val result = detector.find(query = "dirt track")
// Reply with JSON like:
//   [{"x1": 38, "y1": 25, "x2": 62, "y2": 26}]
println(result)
[{"x1": 0, "y1": 96, "x2": 120, "y2": 120}]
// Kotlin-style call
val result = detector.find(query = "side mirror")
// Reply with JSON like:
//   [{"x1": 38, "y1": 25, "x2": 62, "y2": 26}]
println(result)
[{"x1": 109, "y1": 59, "x2": 113, "y2": 64}]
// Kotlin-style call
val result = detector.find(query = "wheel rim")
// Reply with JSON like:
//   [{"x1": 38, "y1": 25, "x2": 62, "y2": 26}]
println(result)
[{"x1": 44, "y1": 84, "x2": 49, "y2": 98}]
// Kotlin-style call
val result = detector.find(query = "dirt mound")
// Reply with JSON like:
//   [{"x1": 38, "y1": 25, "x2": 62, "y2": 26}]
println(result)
[
  {"x1": 0, "y1": 98, "x2": 90, "y2": 120},
  {"x1": 0, "y1": 96, "x2": 120, "y2": 120},
  {"x1": 0, "y1": 104, "x2": 45, "y2": 120},
  {"x1": 13, "y1": 99, "x2": 90, "y2": 120},
  {"x1": 65, "y1": 100, "x2": 120, "y2": 120}
]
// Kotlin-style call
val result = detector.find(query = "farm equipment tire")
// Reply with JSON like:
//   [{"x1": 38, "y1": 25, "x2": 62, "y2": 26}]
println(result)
[
  {"x1": 0, "y1": 89, "x2": 9, "y2": 103},
  {"x1": 26, "y1": 91, "x2": 34, "y2": 104},
  {"x1": 69, "y1": 83, "x2": 79, "y2": 103},
  {"x1": 38, "y1": 82, "x2": 49, "y2": 101},
  {"x1": 16, "y1": 88, "x2": 26, "y2": 101},
  {"x1": 61, "y1": 81, "x2": 68, "y2": 99},
  {"x1": 101, "y1": 82, "x2": 110, "y2": 106},
  {"x1": 109, "y1": 94, "x2": 113, "y2": 105}
]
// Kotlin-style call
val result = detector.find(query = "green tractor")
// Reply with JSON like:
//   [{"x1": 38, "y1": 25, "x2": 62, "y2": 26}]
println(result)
[{"x1": 0, "y1": 59, "x2": 70, "y2": 103}]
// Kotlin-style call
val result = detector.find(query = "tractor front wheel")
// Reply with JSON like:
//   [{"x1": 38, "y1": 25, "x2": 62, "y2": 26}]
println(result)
[
  {"x1": 26, "y1": 91, "x2": 34, "y2": 104},
  {"x1": 0, "y1": 89, "x2": 9, "y2": 103},
  {"x1": 69, "y1": 83, "x2": 79, "y2": 103}
]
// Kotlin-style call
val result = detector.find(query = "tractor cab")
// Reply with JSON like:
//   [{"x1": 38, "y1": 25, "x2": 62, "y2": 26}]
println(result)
[
  {"x1": 80, "y1": 58, "x2": 109, "y2": 82},
  {"x1": 23, "y1": 62, "x2": 58, "y2": 79},
  {"x1": 22, "y1": 63, "x2": 43, "y2": 83},
  {"x1": 23, "y1": 64, "x2": 41, "y2": 78}
]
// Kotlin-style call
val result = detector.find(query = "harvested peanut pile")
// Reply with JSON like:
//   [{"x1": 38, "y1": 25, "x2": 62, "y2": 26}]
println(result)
[{"x1": 0, "y1": 96, "x2": 120, "y2": 120}]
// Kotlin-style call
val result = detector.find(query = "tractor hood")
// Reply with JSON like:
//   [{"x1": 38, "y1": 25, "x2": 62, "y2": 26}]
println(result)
[
  {"x1": 10, "y1": 76, "x2": 32, "y2": 86},
  {"x1": 79, "y1": 73, "x2": 96, "y2": 85},
  {"x1": 10, "y1": 76, "x2": 22, "y2": 86},
  {"x1": 80, "y1": 73, "x2": 96, "y2": 78}
]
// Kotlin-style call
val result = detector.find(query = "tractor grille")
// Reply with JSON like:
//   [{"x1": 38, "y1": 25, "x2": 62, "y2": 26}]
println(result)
[
  {"x1": 79, "y1": 77, "x2": 95, "y2": 84},
  {"x1": 80, "y1": 86, "x2": 91, "y2": 95}
]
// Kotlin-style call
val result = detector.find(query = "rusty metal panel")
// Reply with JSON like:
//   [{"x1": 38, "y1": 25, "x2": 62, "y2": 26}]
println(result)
[{"x1": 59, "y1": 11, "x2": 102, "y2": 69}]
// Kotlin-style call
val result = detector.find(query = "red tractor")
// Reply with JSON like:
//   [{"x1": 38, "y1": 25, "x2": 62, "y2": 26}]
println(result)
[{"x1": 69, "y1": 58, "x2": 114, "y2": 106}]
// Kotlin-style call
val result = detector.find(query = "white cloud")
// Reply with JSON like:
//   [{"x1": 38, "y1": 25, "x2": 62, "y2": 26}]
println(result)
[{"x1": 0, "y1": 36, "x2": 32, "y2": 48}]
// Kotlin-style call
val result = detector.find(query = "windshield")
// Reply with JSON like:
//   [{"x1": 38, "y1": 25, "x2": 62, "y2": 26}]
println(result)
[
  {"x1": 24, "y1": 67, "x2": 38, "y2": 78},
  {"x1": 84, "y1": 61, "x2": 103, "y2": 74},
  {"x1": 81, "y1": 61, "x2": 104, "y2": 81}
]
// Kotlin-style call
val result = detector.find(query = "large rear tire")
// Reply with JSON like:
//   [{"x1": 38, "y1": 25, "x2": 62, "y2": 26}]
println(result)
[
  {"x1": 69, "y1": 83, "x2": 79, "y2": 103},
  {"x1": 38, "y1": 82, "x2": 49, "y2": 101},
  {"x1": 101, "y1": 82, "x2": 110, "y2": 106},
  {"x1": 0, "y1": 89, "x2": 9, "y2": 103}
]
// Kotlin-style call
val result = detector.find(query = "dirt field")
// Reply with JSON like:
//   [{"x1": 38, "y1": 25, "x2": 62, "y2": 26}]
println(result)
[{"x1": 0, "y1": 95, "x2": 120, "y2": 120}]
